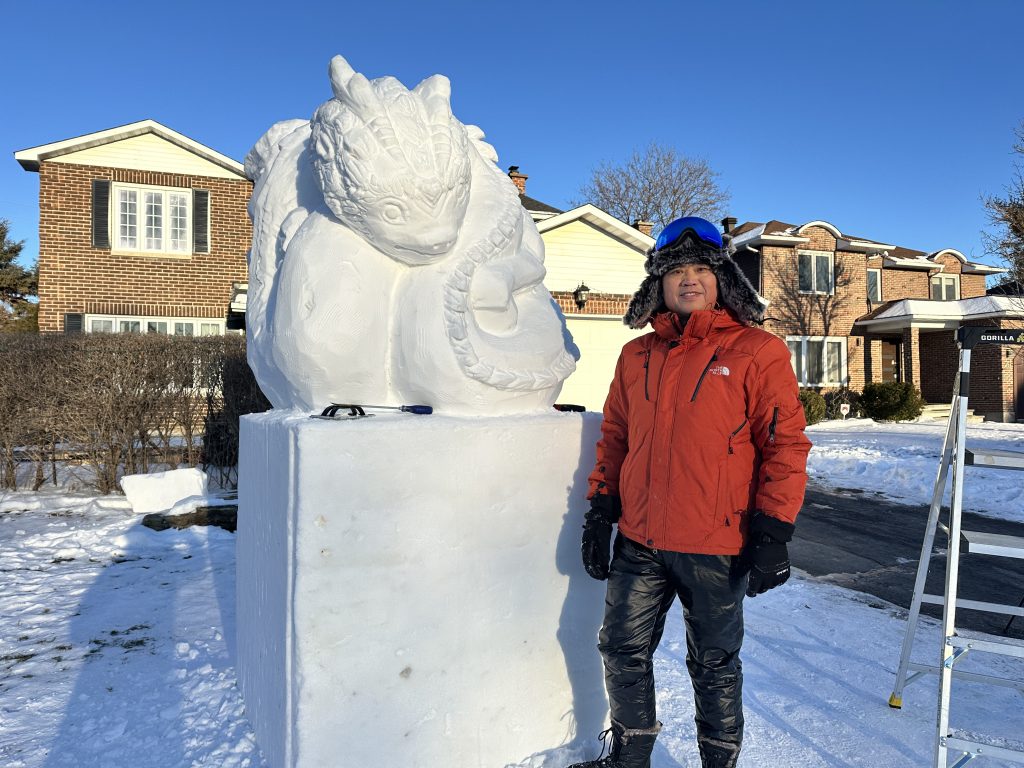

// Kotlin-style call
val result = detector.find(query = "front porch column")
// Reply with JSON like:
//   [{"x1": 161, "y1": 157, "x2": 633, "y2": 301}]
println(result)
[
  {"x1": 901, "y1": 327, "x2": 921, "y2": 390},
  {"x1": 866, "y1": 337, "x2": 883, "y2": 384}
]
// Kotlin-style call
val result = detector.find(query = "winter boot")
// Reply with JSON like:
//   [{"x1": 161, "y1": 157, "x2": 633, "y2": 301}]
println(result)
[
  {"x1": 567, "y1": 721, "x2": 661, "y2": 768},
  {"x1": 697, "y1": 736, "x2": 740, "y2": 768}
]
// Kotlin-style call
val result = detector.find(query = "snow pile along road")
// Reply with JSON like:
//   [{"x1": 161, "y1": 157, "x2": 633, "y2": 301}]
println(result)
[{"x1": 806, "y1": 419, "x2": 1024, "y2": 523}]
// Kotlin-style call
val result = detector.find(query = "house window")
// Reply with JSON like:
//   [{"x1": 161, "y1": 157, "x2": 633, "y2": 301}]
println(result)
[
  {"x1": 786, "y1": 336, "x2": 847, "y2": 387},
  {"x1": 113, "y1": 183, "x2": 191, "y2": 254},
  {"x1": 930, "y1": 275, "x2": 959, "y2": 301},
  {"x1": 797, "y1": 250, "x2": 834, "y2": 295},
  {"x1": 84, "y1": 315, "x2": 224, "y2": 336},
  {"x1": 117, "y1": 189, "x2": 138, "y2": 249},
  {"x1": 867, "y1": 269, "x2": 881, "y2": 302}
]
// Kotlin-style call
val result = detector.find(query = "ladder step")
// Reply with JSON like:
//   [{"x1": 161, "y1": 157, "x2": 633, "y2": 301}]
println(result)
[
  {"x1": 921, "y1": 593, "x2": 1024, "y2": 617},
  {"x1": 944, "y1": 736, "x2": 1024, "y2": 764},
  {"x1": 961, "y1": 529, "x2": 1024, "y2": 559},
  {"x1": 906, "y1": 661, "x2": 1024, "y2": 691},
  {"x1": 965, "y1": 448, "x2": 1024, "y2": 471},
  {"x1": 948, "y1": 634, "x2": 1024, "y2": 659}
]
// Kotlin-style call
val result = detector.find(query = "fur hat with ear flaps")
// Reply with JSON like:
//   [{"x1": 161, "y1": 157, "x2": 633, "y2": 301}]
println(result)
[{"x1": 623, "y1": 233, "x2": 765, "y2": 329}]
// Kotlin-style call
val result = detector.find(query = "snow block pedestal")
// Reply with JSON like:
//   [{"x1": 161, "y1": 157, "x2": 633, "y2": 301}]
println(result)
[{"x1": 237, "y1": 410, "x2": 608, "y2": 768}]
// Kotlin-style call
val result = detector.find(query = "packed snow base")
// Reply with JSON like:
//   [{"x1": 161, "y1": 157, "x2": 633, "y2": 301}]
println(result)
[
  {"x1": 236, "y1": 411, "x2": 608, "y2": 768},
  {"x1": 1, "y1": 419, "x2": 1022, "y2": 766}
]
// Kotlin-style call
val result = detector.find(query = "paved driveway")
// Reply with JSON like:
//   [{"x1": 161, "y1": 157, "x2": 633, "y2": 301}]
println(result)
[{"x1": 793, "y1": 483, "x2": 1024, "y2": 640}]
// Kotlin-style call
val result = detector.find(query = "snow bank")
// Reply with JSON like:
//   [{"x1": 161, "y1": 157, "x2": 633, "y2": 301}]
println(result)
[
  {"x1": 237, "y1": 410, "x2": 608, "y2": 768},
  {"x1": 806, "y1": 419, "x2": 1024, "y2": 523},
  {"x1": 120, "y1": 468, "x2": 208, "y2": 515}
]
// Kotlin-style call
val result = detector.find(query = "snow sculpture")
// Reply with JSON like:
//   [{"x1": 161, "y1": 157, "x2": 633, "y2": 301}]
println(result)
[{"x1": 245, "y1": 55, "x2": 577, "y2": 414}]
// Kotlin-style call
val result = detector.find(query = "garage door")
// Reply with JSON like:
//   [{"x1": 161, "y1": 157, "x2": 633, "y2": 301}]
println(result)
[{"x1": 557, "y1": 316, "x2": 646, "y2": 412}]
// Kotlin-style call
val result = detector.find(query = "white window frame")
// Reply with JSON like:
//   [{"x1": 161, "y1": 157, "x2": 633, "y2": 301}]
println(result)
[
  {"x1": 84, "y1": 314, "x2": 225, "y2": 336},
  {"x1": 797, "y1": 249, "x2": 835, "y2": 295},
  {"x1": 111, "y1": 182, "x2": 192, "y2": 256},
  {"x1": 930, "y1": 274, "x2": 960, "y2": 301},
  {"x1": 867, "y1": 268, "x2": 882, "y2": 302},
  {"x1": 786, "y1": 336, "x2": 848, "y2": 387}
]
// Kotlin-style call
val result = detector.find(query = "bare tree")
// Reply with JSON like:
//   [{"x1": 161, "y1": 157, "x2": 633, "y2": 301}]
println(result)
[
  {"x1": 764, "y1": 253, "x2": 852, "y2": 338},
  {"x1": 983, "y1": 121, "x2": 1024, "y2": 287},
  {"x1": 573, "y1": 142, "x2": 730, "y2": 233}
]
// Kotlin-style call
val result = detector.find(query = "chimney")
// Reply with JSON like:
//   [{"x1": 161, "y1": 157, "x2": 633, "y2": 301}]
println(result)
[
  {"x1": 508, "y1": 165, "x2": 527, "y2": 195},
  {"x1": 721, "y1": 216, "x2": 737, "y2": 234},
  {"x1": 632, "y1": 220, "x2": 654, "y2": 237}
]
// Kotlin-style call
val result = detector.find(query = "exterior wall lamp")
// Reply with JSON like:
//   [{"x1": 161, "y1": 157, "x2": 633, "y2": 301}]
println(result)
[{"x1": 573, "y1": 282, "x2": 591, "y2": 311}]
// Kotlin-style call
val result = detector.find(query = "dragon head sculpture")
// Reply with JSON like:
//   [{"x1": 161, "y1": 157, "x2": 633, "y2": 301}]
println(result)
[{"x1": 310, "y1": 55, "x2": 472, "y2": 265}]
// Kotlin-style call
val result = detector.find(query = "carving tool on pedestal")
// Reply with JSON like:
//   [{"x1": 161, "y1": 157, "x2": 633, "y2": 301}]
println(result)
[{"x1": 310, "y1": 403, "x2": 433, "y2": 420}]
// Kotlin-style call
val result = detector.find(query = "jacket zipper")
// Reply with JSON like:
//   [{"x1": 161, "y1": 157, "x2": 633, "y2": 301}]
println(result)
[
  {"x1": 728, "y1": 419, "x2": 747, "y2": 454},
  {"x1": 646, "y1": 338, "x2": 681, "y2": 546},
  {"x1": 768, "y1": 406, "x2": 780, "y2": 445},
  {"x1": 690, "y1": 346, "x2": 721, "y2": 402},
  {"x1": 643, "y1": 347, "x2": 652, "y2": 401},
  {"x1": 724, "y1": 419, "x2": 748, "y2": 529}
]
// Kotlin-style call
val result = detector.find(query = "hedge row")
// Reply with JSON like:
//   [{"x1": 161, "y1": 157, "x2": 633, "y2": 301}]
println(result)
[
  {"x1": 0, "y1": 334, "x2": 270, "y2": 493},
  {"x1": 799, "y1": 383, "x2": 924, "y2": 425}
]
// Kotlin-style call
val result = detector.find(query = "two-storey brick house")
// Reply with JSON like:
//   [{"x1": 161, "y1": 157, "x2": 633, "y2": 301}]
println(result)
[
  {"x1": 15, "y1": 120, "x2": 251, "y2": 335},
  {"x1": 727, "y1": 219, "x2": 1021, "y2": 421}
]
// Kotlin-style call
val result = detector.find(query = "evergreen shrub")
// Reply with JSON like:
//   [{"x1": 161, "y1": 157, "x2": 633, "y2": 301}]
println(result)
[
  {"x1": 860, "y1": 381, "x2": 925, "y2": 422},
  {"x1": 798, "y1": 389, "x2": 826, "y2": 426},
  {"x1": 823, "y1": 388, "x2": 863, "y2": 420}
]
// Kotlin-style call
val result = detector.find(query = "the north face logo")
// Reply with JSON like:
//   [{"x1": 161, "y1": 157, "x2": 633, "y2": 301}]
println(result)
[{"x1": 709, "y1": 365, "x2": 730, "y2": 376}]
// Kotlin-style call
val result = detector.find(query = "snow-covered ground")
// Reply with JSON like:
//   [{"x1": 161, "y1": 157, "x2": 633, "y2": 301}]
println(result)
[
  {"x1": 1, "y1": 420, "x2": 1022, "y2": 767},
  {"x1": 807, "y1": 418, "x2": 1024, "y2": 523}
]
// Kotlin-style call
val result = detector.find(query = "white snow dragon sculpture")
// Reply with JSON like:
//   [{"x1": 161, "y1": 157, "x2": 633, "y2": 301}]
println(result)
[{"x1": 244, "y1": 55, "x2": 577, "y2": 414}]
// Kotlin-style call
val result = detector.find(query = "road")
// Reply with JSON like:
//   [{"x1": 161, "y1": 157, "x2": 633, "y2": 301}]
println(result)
[{"x1": 792, "y1": 483, "x2": 1024, "y2": 640}]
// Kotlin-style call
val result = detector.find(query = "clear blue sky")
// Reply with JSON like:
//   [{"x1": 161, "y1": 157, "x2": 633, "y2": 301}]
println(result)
[{"x1": 4, "y1": 0, "x2": 1022, "y2": 273}]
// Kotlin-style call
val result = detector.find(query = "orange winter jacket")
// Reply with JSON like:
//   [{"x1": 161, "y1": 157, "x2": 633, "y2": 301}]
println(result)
[{"x1": 588, "y1": 309, "x2": 811, "y2": 555}]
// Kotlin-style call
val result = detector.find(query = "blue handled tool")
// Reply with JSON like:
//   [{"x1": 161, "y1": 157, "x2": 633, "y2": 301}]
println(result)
[{"x1": 361, "y1": 404, "x2": 433, "y2": 415}]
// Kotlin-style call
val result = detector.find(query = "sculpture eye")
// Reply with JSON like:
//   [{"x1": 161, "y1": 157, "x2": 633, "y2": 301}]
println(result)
[{"x1": 380, "y1": 199, "x2": 407, "y2": 224}]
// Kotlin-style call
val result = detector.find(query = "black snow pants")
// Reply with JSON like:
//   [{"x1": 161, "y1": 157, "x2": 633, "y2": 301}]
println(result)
[{"x1": 598, "y1": 533, "x2": 747, "y2": 749}]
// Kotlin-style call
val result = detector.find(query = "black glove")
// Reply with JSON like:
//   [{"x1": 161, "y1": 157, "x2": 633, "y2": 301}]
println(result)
[
  {"x1": 581, "y1": 495, "x2": 621, "y2": 581},
  {"x1": 744, "y1": 512, "x2": 795, "y2": 598}
]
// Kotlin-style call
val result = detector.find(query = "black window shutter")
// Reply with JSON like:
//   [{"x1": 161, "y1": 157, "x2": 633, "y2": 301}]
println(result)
[
  {"x1": 193, "y1": 189, "x2": 210, "y2": 253},
  {"x1": 91, "y1": 180, "x2": 110, "y2": 249},
  {"x1": 64, "y1": 313, "x2": 84, "y2": 334}
]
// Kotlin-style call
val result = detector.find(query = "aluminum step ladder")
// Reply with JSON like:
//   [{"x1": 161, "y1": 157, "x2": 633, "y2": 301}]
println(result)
[{"x1": 888, "y1": 326, "x2": 1024, "y2": 767}]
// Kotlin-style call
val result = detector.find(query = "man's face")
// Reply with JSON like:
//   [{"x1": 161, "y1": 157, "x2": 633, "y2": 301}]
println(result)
[{"x1": 662, "y1": 263, "x2": 719, "y2": 316}]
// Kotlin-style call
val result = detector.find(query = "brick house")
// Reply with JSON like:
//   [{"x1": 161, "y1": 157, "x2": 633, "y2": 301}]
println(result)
[
  {"x1": 15, "y1": 120, "x2": 251, "y2": 335},
  {"x1": 726, "y1": 219, "x2": 1022, "y2": 422},
  {"x1": 554, "y1": 214, "x2": 1022, "y2": 420}
]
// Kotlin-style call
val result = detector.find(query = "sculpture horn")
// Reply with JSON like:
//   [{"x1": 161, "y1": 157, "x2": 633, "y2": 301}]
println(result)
[{"x1": 328, "y1": 55, "x2": 357, "y2": 99}]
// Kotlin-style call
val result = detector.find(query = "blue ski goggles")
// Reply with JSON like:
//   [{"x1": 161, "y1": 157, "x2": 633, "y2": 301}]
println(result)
[{"x1": 654, "y1": 216, "x2": 723, "y2": 252}]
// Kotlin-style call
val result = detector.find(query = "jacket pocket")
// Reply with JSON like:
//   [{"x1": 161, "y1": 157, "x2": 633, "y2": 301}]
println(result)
[
  {"x1": 719, "y1": 421, "x2": 756, "y2": 549},
  {"x1": 690, "y1": 346, "x2": 721, "y2": 401},
  {"x1": 667, "y1": 440, "x2": 727, "y2": 543},
  {"x1": 619, "y1": 430, "x2": 650, "y2": 525}
]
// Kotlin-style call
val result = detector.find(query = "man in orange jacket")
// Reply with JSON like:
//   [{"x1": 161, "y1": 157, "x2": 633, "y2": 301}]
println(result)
[{"x1": 568, "y1": 216, "x2": 811, "y2": 768}]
